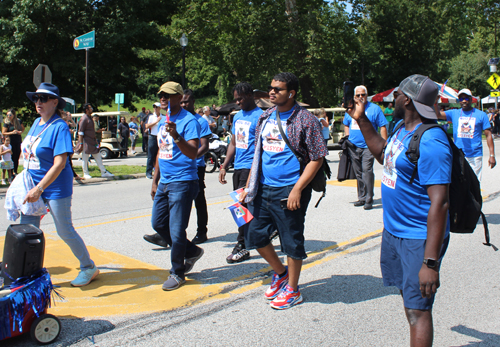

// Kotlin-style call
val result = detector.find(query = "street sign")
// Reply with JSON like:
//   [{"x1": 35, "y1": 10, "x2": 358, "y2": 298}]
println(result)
[
  {"x1": 73, "y1": 30, "x2": 95, "y2": 50},
  {"x1": 486, "y1": 73, "x2": 500, "y2": 89},
  {"x1": 491, "y1": 91, "x2": 500, "y2": 97},
  {"x1": 115, "y1": 93, "x2": 124, "y2": 104},
  {"x1": 33, "y1": 64, "x2": 52, "y2": 88}
]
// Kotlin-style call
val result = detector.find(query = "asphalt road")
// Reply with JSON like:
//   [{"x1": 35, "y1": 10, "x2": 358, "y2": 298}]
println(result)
[{"x1": 1, "y1": 145, "x2": 499, "y2": 347}]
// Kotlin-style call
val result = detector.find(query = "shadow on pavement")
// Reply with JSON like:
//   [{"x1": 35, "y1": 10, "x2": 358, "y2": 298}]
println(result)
[
  {"x1": 450, "y1": 325, "x2": 500, "y2": 347},
  {"x1": 301, "y1": 274, "x2": 399, "y2": 304},
  {"x1": 1, "y1": 317, "x2": 115, "y2": 347}
]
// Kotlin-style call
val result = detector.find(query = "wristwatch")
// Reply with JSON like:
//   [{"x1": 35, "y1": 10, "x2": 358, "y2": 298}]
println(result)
[
  {"x1": 36, "y1": 185, "x2": 44, "y2": 193},
  {"x1": 423, "y1": 258, "x2": 439, "y2": 268},
  {"x1": 173, "y1": 136, "x2": 181, "y2": 143}
]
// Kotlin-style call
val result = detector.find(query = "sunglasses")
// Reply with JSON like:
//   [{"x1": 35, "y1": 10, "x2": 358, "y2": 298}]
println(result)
[
  {"x1": 355, "y1": 93, "x2": 366, "y2": 97},
  {"x1": 32, "y1": 95, "x2": 55, "y2": 103},
  {"x1": 458, "y1": 97, "x2": 470, "y2": 102},
  {"x1": 158, "y1": 92, "x2": 171, "y2": 99},
  {"x1": 268, "y1": 86, "x2": 287, "y2": 93}
]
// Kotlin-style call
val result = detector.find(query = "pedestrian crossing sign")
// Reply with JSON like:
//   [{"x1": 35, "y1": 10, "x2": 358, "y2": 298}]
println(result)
[{"x1": 487, "y1": 73, "x2": 500, "y2": 89}]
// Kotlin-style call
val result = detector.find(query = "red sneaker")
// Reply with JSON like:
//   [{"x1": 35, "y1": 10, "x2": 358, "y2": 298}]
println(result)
[
  {"x1": 270, "y1": 284, "x2": 303, "y2": 310},
  {"x1": 264, "y1": 269, "x2": 288, "y2": 300}
]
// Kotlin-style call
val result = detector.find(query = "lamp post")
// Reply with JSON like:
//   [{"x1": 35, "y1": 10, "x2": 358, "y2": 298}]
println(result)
[{"x1": 180, "y1": 33, "x2": 188, "y2": 89}]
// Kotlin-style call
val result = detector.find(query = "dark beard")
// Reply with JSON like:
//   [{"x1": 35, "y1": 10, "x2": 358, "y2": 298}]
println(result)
[{"x1": 393, "y1": 104, "x2": 405, "y2": 122}]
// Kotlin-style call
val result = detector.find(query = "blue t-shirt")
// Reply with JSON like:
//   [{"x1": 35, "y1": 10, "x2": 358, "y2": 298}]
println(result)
[
  {"x1": 381, "y1": 123, "x2": 452, "y2": 240},
  {"x1": 445, "y1": 108, "x2": 490, "y2": 157},
  {"x1": 261, "y1": 109, "x2": 301, "y2": 187},
  {"x1": 319, "y1": 118, "x2": 330, "y2": 139},
  {"x1": 157, "y1": 108, "x2": 200, "y2": 184},
  {"x1": 194, "y1": 113, "x2": 212, "y2": 167},
  {"x1": 343, "y1": 102, "x2": 387, "y2": 148},
  {"x1": 128, "y1": 122, "x2": 139, "y2": 134},
  {"x1": 232, "y1": 107, "x2": 262, "y2": 170},
  {"x1": 22, "y1": 115, "x2": 74, "y2": 199}
]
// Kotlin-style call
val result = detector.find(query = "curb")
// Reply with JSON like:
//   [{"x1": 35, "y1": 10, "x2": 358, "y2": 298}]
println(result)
[{"x1": 0, "y1": 173, "x2": 147, "y2": 194}]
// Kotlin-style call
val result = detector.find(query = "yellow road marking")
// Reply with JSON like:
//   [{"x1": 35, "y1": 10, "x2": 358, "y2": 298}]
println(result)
[
  {"x1": 74, "y1": 199, "x2": 233, "y2": 230},
  {"x1": 328, "y1": 179, "x2": 381, "y2": 188},
  {"x1": 0, "y1": 229, "x2": 382, "y2": 318}
]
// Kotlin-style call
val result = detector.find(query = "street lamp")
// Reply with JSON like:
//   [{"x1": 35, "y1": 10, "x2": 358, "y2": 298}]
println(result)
[{"x1": 180, "y1": 33, "x2": 188, "y2": 89}]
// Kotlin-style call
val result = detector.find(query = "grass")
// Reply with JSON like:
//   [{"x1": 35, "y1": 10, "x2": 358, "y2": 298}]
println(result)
[
  {"x1": 98, "y1": 95, "x2": 222, "y2": 119},
  {"x1": 72, "y1": 165, "x2": 146, "y2": 178}
]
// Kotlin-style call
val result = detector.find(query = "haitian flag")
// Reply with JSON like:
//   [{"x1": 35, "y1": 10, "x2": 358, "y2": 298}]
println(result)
[
  {"x1": 227, "y1": 203, "x2": 253, "y2": 227},
  {"x1": 229, "y1": 188, "x2": 245, "y2": 203}
]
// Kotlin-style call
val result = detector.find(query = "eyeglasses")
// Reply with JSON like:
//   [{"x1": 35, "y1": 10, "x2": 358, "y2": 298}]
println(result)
[
  {"x1": 355, "y1": 93, "x2": 366, "y2": 97},
  {"x1": 158, "y1": 92, "x2": 171, "y2": 99},
  {"x1": 32, "y1": 95, "x2": 55, "y2": 103},
  {"x1": 458, "y1": 97, "x2": 470, "y2": 102},
  {"x1": 268, "y1": 86, "x2": 287, "y2": 93}
]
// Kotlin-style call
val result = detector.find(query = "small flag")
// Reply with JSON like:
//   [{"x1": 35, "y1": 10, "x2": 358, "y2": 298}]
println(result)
[
  {"x1": 440, "y1": 79, "x2": 448, "y2": 94},
  {"x1": 229, "y1": 188, "x2": 245, "y2": 203},
  {"x1": 166, "y1": 100, "x2": 171, "y2": 123},
  {"x1": 227, "y1": 203, "x2": 253, "y2": 227}
]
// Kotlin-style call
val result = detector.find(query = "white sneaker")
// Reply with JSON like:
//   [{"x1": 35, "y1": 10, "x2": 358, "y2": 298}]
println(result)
[
  {"x1": 83, "y1": 174, "x2": 92, "y2": 179},
  {"x1": 101, "y1": 171, "x2": 114, "y2": 178},
  {"x1": 131, "y1": 151, "x2": 137, "y2": 155},
  {"x1": 71, "y1": 266, "x2": 99, "y2": 287},
  {"x1": 1, "y1": 180, "x2": 6, "y2": 185}
]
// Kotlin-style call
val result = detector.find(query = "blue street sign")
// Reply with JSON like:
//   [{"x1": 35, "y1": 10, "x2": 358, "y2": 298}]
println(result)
[
  {"x1": 73, "y1": 31, "x2": 95, "y2": 50},
  {"x1": 115, "y1": 93, "x2": 125, "y2": 104}
]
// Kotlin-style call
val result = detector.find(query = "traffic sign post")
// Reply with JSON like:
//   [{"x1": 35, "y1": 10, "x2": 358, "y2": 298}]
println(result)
[
  {"x1": 33, "y1": 64, "x2": 52, "y2": 88},
  {"x1": 115, "y1": 93, "x2": 124, "y2": 112},
  {"x1": 73, "y1": 31, "x2": 96, "y2": 103}
]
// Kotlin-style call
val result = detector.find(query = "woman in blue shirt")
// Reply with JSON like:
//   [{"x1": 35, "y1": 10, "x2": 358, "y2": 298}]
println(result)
[{"x1": 21, "y1": 83, "x2": 99, "y2": 287}]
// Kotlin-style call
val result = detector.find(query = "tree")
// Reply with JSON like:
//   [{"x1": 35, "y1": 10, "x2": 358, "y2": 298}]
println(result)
[
  {"x1": 0, "y1": 0, "x2": 180, "y2": 113},
  {"x1": 169, "y1": 0, "x2": 357, "y2": 107}
]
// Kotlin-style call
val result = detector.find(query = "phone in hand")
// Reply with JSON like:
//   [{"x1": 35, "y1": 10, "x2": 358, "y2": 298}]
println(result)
[
  {"x1": 343, "y1": 81, "x2": 355, "y2": 110},
  {"x1": 280, "y1": 198, "x2": 288, "y2": 210}
]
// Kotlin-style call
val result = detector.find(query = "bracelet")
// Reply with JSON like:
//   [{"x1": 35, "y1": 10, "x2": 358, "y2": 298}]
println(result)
[
  {"x1": 490, "y1": 155, "x2": 495, "y2": 157},
  {"x1": 220, "y1": 167, "x2": 225, "y2": 171}
]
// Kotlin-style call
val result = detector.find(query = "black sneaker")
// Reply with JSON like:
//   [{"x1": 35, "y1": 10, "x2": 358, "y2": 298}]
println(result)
[
  {"x1": 192, "y1": 234, "x2": 208, "y2": 245},
  {"x1": 226, "y1": 244, "x2": 250, "y2": 264},
  {"x1": 143, "y1": 233, "x2": 170, "y2": 248},
  {"x1": 185, "y1": 247, "x2": 204, "y2": 274}
]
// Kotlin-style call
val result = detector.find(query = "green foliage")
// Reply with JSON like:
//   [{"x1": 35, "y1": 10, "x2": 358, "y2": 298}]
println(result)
[{"x1": 448, "y1": 50, "x2": 491, "y2": 96}]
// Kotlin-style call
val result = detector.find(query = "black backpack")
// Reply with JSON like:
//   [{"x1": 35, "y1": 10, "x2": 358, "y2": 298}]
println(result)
[{"x1": 392, "y1": 122, "x2": 492, "y2": 247}]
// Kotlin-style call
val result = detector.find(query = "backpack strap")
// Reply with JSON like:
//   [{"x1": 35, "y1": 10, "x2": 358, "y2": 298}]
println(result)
[
  {"x1": 275, "y1": 110, "x2": 304, "y2": 166},
  {"x1": 405, "y1": 123, "x2": 442, "y2": 184}
]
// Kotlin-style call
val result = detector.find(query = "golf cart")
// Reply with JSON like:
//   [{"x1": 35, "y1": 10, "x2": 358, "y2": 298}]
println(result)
[{"x1": 71, "y1": 111, "x2": 129, "y2": 159}]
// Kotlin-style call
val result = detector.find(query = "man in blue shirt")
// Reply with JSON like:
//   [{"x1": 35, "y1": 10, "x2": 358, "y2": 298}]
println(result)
[
  {"x1": 438, "y1": 88, "x2": 496, "y2": 180},
  {"x1": 343, "y1": 86, "x2": 387, "y2": 210},
  {"x1": 350, "y1": 74, "x2": 452, "y2": 347},
  {"x1": 150, "y1": 81, "x2": 203, "y2": 291},
  {"x1": 181, "y1": 89, "x2": 212, "y2": 244},
  {"x1": 219, "y1": 82, "x2": 263, "y2": 264},
  {"x1": 239, "y1": 72, "x2": 328, "y2": 310}
]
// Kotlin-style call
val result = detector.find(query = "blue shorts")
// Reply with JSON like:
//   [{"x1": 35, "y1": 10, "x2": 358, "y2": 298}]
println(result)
[
  {"x1": 246, "y1": 184, "x2": 312, "y2": 260},
  {"x1": 380, "y1": 229, "x2": 449, "y2": 310}
]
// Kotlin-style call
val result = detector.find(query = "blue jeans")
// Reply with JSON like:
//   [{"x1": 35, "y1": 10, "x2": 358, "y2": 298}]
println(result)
[
  {"x1": 151, "y1": 180, "x2": 199, "y2": 279},
  {"x1": 20, "y1": 196, "x2": 94, "y2": 270},
  {"x1": 146, "y1": 135, "x2": 158, "y2": 176}
]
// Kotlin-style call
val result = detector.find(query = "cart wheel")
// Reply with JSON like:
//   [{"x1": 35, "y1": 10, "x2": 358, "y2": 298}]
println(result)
[
  {"x1": 204, "y1": 152, "x2": 218, "y2": 173},
  {"x1": 30, "y1": 314, "x2": 61, "y2": 345},
  {"x1": 100, "y1": 147, "x2": 111, "y2": 159}
]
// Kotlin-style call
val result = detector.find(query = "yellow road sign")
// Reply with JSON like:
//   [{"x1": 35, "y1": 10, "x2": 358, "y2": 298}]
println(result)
[
  {"x1": 487, "y1": 73, "x2": 500, "y2": 89},
  {"x1": 491, "y1": 91, "x2": 500, "y2": 97}
]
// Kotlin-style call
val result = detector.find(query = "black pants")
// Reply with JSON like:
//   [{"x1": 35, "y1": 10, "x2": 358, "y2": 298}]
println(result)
[
  {"x1": 347, "y1": 145, "x2": 375, "y2": 204},
  {"x1": 11, "y1": 141, "x2": 21, "y2": 174},
  {"x1": 233, "y1": 169, "x2": 250, "y2": 245},
  {"x1": 120, "y1": 136, "x2": 129, "y2": 156},
  {"x1": 146, "y1": 135, "x2": 158, "y2": 176},
  {"x1": 194, "y1": 167, "x2": 208, "y2": 236},
  {"x1": 142, "y1": 134, "x2": 148, "y2": 153}
]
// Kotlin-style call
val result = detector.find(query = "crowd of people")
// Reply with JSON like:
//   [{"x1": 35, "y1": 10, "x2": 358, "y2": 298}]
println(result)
[{"x1": 2, "y1": 70, "x2": 497, "y2": 346}]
